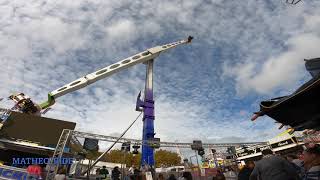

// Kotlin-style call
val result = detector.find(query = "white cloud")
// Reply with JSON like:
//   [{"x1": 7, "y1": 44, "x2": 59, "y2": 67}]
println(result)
[
  {"x1": 224, "y1": 33, "x2": 320, "y2": 95},
  {"x1": 0, "y1": 0, "x2": 319, "y2": 150},
  {"x1": 105, "y1": 20, "x2": 137, "y2": 43}
]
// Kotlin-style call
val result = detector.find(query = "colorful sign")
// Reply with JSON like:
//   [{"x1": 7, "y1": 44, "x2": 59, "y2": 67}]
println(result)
[
  {"x1": 13, "y1": 157, "x2": 74, "y2": 165},
  {"x1": 0, "y1": 166, "x2": 28, "y2": 180}
]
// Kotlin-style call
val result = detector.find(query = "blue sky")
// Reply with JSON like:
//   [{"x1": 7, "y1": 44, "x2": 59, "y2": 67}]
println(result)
[{"x1": 1, "y1": 0, "x2": 320, "y2": 148}]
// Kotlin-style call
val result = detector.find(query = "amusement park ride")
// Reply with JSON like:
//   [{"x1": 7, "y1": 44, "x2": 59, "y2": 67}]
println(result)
[
  {"x1": 252, "y1": 57, "x2": 320, "y2": 131},
  {"x1": 286, "y1": 0, "x2": 302, "y2": 5},
  {"x1": 2, "y1": 36, "x2": 193, "y2": 167}
]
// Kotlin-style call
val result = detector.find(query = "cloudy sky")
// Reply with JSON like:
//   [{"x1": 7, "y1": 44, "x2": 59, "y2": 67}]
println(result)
[{"x1": 1, "y1": 0, "x2": 320, "y2": 148}]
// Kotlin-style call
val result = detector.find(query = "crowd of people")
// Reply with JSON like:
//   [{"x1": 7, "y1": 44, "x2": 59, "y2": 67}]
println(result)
[
  {"x1": 95, "y1": 164, "x2": 156, "y2": 180},
  {"x1": 26, "y1": 165, "x2": 67, "y2": 180},
  {"x1": 24, "y1": 143, "x2": 320, "y2": 180},
  {"x1": 158, "y1": 143, "x2": 320, "y2": 180},
  {"x1": 236, "y1": 144, "x2": 320, "y2": 180}
]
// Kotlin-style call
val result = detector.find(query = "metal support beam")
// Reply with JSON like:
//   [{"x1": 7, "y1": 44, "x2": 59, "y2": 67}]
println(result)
[
  {"x1": 69, "y1": 129, "x2": 266, "y2": 148},
  {"x1": 46, "y1": 129, "x2": 72, "y2": 180},
  {"x1": 141, "y1": 59, "x2": 155, "y2": 167},
  {"x1": 81, "y1": 112, "x2": 143, "y2": 175}
]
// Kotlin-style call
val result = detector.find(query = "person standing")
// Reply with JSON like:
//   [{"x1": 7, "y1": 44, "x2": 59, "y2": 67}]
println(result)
[
  {"x1": 158, "y1": 173, "x2": 165, "y2": 180},
  {"x1": 249, "y1": 149, "x2": 299, "y2": 180},
  {"x1": 54, "y1": 167, "x2": 67, "y2": 180},
  {"x1": 286, "y1": 154, "x2": 303, "y2": 177},
  {"x1": 96, "y1": 168, "x2": 101, "y2": 180},
  {"x1": 212, "y1": 169, "x2": 226, "y2": 180},
  {"x1": 212, "y1": 174, "x2": 226, "y2": 180},
  {"x1": 132, "y1": 167, "x2": 142, "y2": 180},
  {"x1": 99, "y1": 166, "x2": 109, "y2": 179},
  {"x1": 27, "y1": 164, "x2": 43, "y2": 180},
  {"x1": 287, "y1": 154, "x2": 304, "y2": 167},
  {"x1": 238, "y1": 161, "x2": 255, "y2": 180},
  {"x1": 112, "y1": 166, "x2": 121, "y2": 180},
  {"x1": 167, "y1": 174, "x2": 177, "y2": 180},
  {"x1": 223, "y1": 167, "x2": 237, "y2": 179},
  {"x1": 302, "y1": 144, "x2": 320, "y2": 180},
  {"x1": 149, "y1": 166, "x2": 156, "y2": 179},
  {"x1": 182, "y1": 172, "x2": 193, "y2": 180},
  {"x1": 129, "y1": 165, "x2": 134, "y2": 175},
  {"x1": 293, "y1": 152, "x2": 305, "y2": 168}
]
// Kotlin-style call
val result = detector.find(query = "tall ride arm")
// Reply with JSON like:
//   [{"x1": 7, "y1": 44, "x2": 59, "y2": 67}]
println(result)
[{"x1": 39, "y1": 36, "x2": 193, "y2": 109}]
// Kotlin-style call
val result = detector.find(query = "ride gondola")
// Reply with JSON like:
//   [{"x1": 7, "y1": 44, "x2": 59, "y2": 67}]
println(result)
[{"x1": 252, "y1": 58, "x2": 320, "y2": 131}]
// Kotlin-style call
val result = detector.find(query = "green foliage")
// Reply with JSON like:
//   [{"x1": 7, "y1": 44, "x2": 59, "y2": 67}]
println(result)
[
  {"x1": 155, "y1": 149, "x2": 181, "y2": 167},
  {"x1": 69, "y1": 147, "x2": 181, "y2": 168},
  {"x1": 103, "y1": 150, "x2": 141, "y2": 167},
  {"x1": 86, "y1": 150, "x2": 102, "y2": 160}
]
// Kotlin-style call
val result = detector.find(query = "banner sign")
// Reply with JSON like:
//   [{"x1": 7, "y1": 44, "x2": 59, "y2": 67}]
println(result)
[
  {"x1": 236, "y1": 139, "x2": 296, "y2": 158},
  {"x1": 0, "y1": 166, "x2": 28, "y2": 180},
  {"x1": 270, "y1": 139, "x2": 294, "y2": 149},
  {"x1": 236, "y1": 145, "x2": 270, "y2": 158}
]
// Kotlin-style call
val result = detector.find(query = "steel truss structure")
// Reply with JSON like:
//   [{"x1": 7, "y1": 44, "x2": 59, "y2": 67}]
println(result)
[
  {"x1": 71, "y1": 130, "x2": 266, "y2": 148},
  {"x1": 44, "y1": 128, "x2": 266, "y2": 179},
  {"x1": 43, "y1": 129, "x2": 266, "y2": 179}
]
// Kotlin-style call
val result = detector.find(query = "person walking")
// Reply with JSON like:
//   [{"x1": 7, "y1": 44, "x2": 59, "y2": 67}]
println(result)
[
  {"x1": 302, "y1": 144, "x2": 320, "y2": 180},
  {"x1": 249, "y1": 149, "x2": 299, "y2": 180}
]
